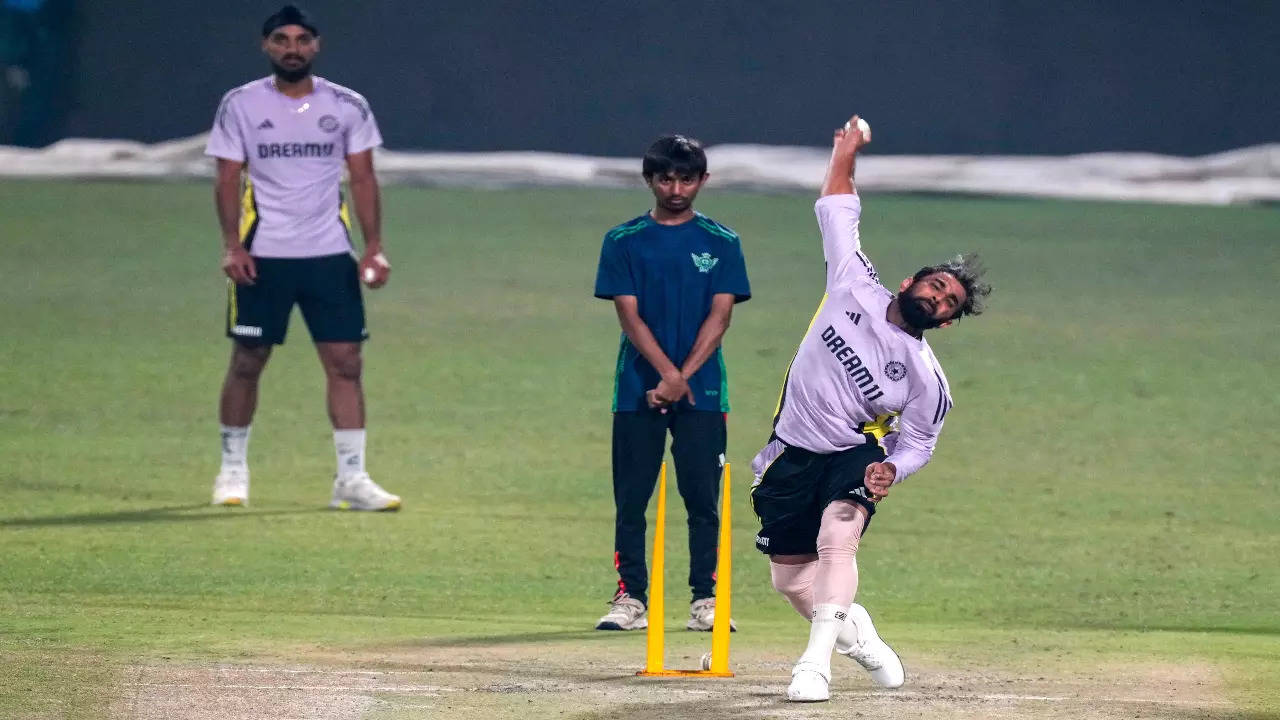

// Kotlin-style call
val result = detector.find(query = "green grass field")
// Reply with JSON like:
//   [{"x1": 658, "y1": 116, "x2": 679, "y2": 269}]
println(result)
[{"x1": 1, "y1": 181, "x2": 1277, "y2": 719}]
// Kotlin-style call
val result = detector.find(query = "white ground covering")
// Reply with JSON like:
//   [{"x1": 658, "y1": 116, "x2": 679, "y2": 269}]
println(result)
[{"x1": 3, "y1": 135, "x2": 1278, "y2": 205}]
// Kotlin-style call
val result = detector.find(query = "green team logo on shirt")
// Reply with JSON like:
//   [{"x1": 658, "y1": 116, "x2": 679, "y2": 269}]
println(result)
[{"x1": 691, "y1": 252, "x2": 719, "y2": 273}]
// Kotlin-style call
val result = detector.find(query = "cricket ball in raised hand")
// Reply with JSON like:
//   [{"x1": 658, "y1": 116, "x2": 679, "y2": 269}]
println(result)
[{"x1": 845, "y1": 117, "x2": 872, "y2": 142}]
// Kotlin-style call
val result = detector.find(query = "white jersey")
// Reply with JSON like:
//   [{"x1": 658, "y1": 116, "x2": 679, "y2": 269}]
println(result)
[
  {"x1": 771, "y1": 194, "x2": 953, "y2": 483},
  {"x1": 204, "y1": 76, "x2": 383, "y2": 258}
]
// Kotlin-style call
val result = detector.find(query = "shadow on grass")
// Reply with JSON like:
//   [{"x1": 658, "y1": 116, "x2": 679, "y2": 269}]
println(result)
[
  {"x1": 564, "y1": 698, "x2": 779, "y2": 720},
  {"x1": 0, "y1": 504, "x2": 328, "y2": 528},
  {"x1": 1078, "y1": 622, "x2": 1280, "y2": 637},
  {"x1": 393, "y1": 628, "x2": 614, "y2": 649}
]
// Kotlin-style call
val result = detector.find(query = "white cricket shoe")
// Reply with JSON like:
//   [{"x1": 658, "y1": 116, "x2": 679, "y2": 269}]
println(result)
[
  {"x1": 786, "y1": 662, "x2": 830, "y2": 702},
  {"x1": 686, "y1": 597, "x2": 738, "y2": 631},
  {"x1": 594, "y1": 593, "x2": 648, "y2": 630},
  {"x1": 837, "y1": 603, "x2": 905, "y2": 688},
  {"x1": 329, "y1": 472, "x2": 401, "y2": 511},
  {"x1": 212, "y1": 467, "x2": 249, "y2": 506}
]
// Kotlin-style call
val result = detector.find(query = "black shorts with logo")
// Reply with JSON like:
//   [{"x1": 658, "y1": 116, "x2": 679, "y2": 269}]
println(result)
[
  {"x1": 225, "y1": 253, "x2": 368, "y2": 346},
  {"x1": 750, "y1": 435, "x2": 886, "y2": 555}
]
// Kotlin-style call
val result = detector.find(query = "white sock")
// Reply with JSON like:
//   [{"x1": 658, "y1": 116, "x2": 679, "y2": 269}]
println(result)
[
  {"x1": 835, "y1": 606, "x2": 861, "y2": 652},
  {"x1": 220, "y1": 425, "x2": 250, "y2": 470},
  {"x1": 796, "y1": 603, "x2": 845, "y2": 675},
  {"x1": 334, "y1": 429, "x2": 366, "y2": 475},
  {"x1": 834, "y1": 555, "x2": 861, "y2": 653}
]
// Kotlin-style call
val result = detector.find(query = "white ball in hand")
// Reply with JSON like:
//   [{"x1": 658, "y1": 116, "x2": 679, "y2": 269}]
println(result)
[
  {"x1": 844, "y1": 117, "x2": 871, "y2": 142},
  {"x1": 363, "y1": 266, "x2": 377, "y2": 284}
]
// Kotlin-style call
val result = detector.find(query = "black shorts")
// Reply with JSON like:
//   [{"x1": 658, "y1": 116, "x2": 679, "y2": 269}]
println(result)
[
  {"x1": 749, "y1": 435, "x2": 886, "y2": 555},
  {"x1": 225, "y1": 253, "x2": 368, "y2": 346}
]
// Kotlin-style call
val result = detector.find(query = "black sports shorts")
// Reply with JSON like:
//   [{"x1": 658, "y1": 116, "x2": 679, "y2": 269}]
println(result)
[
  {"x1": 225, "y1": 252, "x2": 368, "y2": 346},
  {"x1": 750, "y1": 435, "x2": 886, "y2": 555}
]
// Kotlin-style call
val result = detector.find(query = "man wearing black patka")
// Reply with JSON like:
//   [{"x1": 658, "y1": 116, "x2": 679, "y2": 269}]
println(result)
[{"x1": 206, "y1": 6, "x2": 399, "y2": 511}]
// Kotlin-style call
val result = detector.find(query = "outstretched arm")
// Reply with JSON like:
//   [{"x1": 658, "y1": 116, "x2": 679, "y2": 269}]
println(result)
[
  {"x1": 820, "y1": 115, "x2": 870, "y2": 197},
  {"x1": 816, "y1": 116, "x2": 878, "y2": 289}
]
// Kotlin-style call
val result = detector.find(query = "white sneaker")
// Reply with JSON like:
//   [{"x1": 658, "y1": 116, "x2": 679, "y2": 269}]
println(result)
[
  {"x1": 786, "y1": 662, "x2": 830, "y2": 702},
  {"x1": 594, "y1": 593, "x2": 647, "y2": 630},
  {"x1": 837, "y1": 603, "x2": 905, "y2": 688},
  {"x1": 329, "y1": 472, "x2": 401, "y2": 511},
  {"x1": 686, "y1": 597, "x2": 737, "y2": 631},
  {"x1": 212, "y1": 467, "x2": 249, "y2": 506}
]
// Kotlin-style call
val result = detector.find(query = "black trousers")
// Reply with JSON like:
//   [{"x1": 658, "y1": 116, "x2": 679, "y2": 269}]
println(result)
[{"x1": 611, "y1": 409, "x2": 726, "y2": 606}]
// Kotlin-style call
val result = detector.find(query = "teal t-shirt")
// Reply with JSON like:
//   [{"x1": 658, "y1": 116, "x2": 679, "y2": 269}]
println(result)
[{"x1": 594, "y1": 212, "x2": 751, "y2": 412}]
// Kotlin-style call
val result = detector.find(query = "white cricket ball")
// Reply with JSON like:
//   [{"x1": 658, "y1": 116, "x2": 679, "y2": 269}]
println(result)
[
  {"x1": 363, "y1": 266, "x2": 377, "y2": 284},
  {"x1": 845, "y1": 117, "x2": 872, "y2": 141},
  {"x1": 700, "y1": 652, "x2": 713, "y2": 671}
]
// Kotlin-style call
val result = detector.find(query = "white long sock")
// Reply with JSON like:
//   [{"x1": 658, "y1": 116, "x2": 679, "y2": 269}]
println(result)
[
  {"x1": 796, "y1": 603, "x2": 845, "y2": 675},
  {"x1": 775, "y1": 559, "x2": 864, "y2": 653},
  {"x1": 813, "y1": 501, "x2": 867, "y2": 653},
  {"x1": 220, "y1": 425, "x2": 250, "y2": 470},
  {"x1": 835, "y1": 612, "x2": 861, "y2": 651},
  {"x1": 834, "y1": 558, "x2": 862, "y2": 652},
  {"x1": 835, "y1": 613, "x2": 864, "y2": 652},
  {"x1": 334, "y1": 429, "x2": 366, "y2": 475}
]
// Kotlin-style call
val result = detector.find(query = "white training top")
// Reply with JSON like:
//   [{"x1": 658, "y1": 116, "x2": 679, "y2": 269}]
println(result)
[
  {"x1": 771, "y1": 193, "x2": 953, "y2": 483},
  {"x1": 205, "y1": 76, "x2": 383, "y2": 258}
]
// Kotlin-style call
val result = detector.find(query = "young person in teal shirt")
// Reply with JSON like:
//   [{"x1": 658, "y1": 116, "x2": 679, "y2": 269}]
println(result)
[{"x1": 593, "y1": 135, "x2": 751, "y2": 632}]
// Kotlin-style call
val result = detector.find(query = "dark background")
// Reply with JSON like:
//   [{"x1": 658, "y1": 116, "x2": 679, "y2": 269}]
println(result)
[{"x1": 9, "y1": 1, "x2": 1280, "y2": 154}]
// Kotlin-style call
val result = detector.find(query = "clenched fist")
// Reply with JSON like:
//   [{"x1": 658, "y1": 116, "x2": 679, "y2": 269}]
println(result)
[{"x1": 863, "y1": 461, "x2": 897, "y2": 502}]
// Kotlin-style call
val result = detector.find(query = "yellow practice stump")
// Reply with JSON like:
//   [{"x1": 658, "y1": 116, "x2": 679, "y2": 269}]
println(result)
[{"x1": 637, "y1": 461, "x2": 734, "y2": 678}]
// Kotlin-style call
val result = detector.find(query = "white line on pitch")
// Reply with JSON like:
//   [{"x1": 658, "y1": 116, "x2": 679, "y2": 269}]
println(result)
[
  {"x1": 839, "y1": 690, "x2": 1231, "y2": 707},
  {"x1": 212, "y1": 668, "x2": 430, "y2": 676},
  {"x1": 124, "y1": 683, "x2": 446, "y2": 695}
]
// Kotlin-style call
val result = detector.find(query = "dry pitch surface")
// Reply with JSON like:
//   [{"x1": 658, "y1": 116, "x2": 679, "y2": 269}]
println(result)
[{"x1": 108, "y1": 642, "x2": 1236, "y2": 720}]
